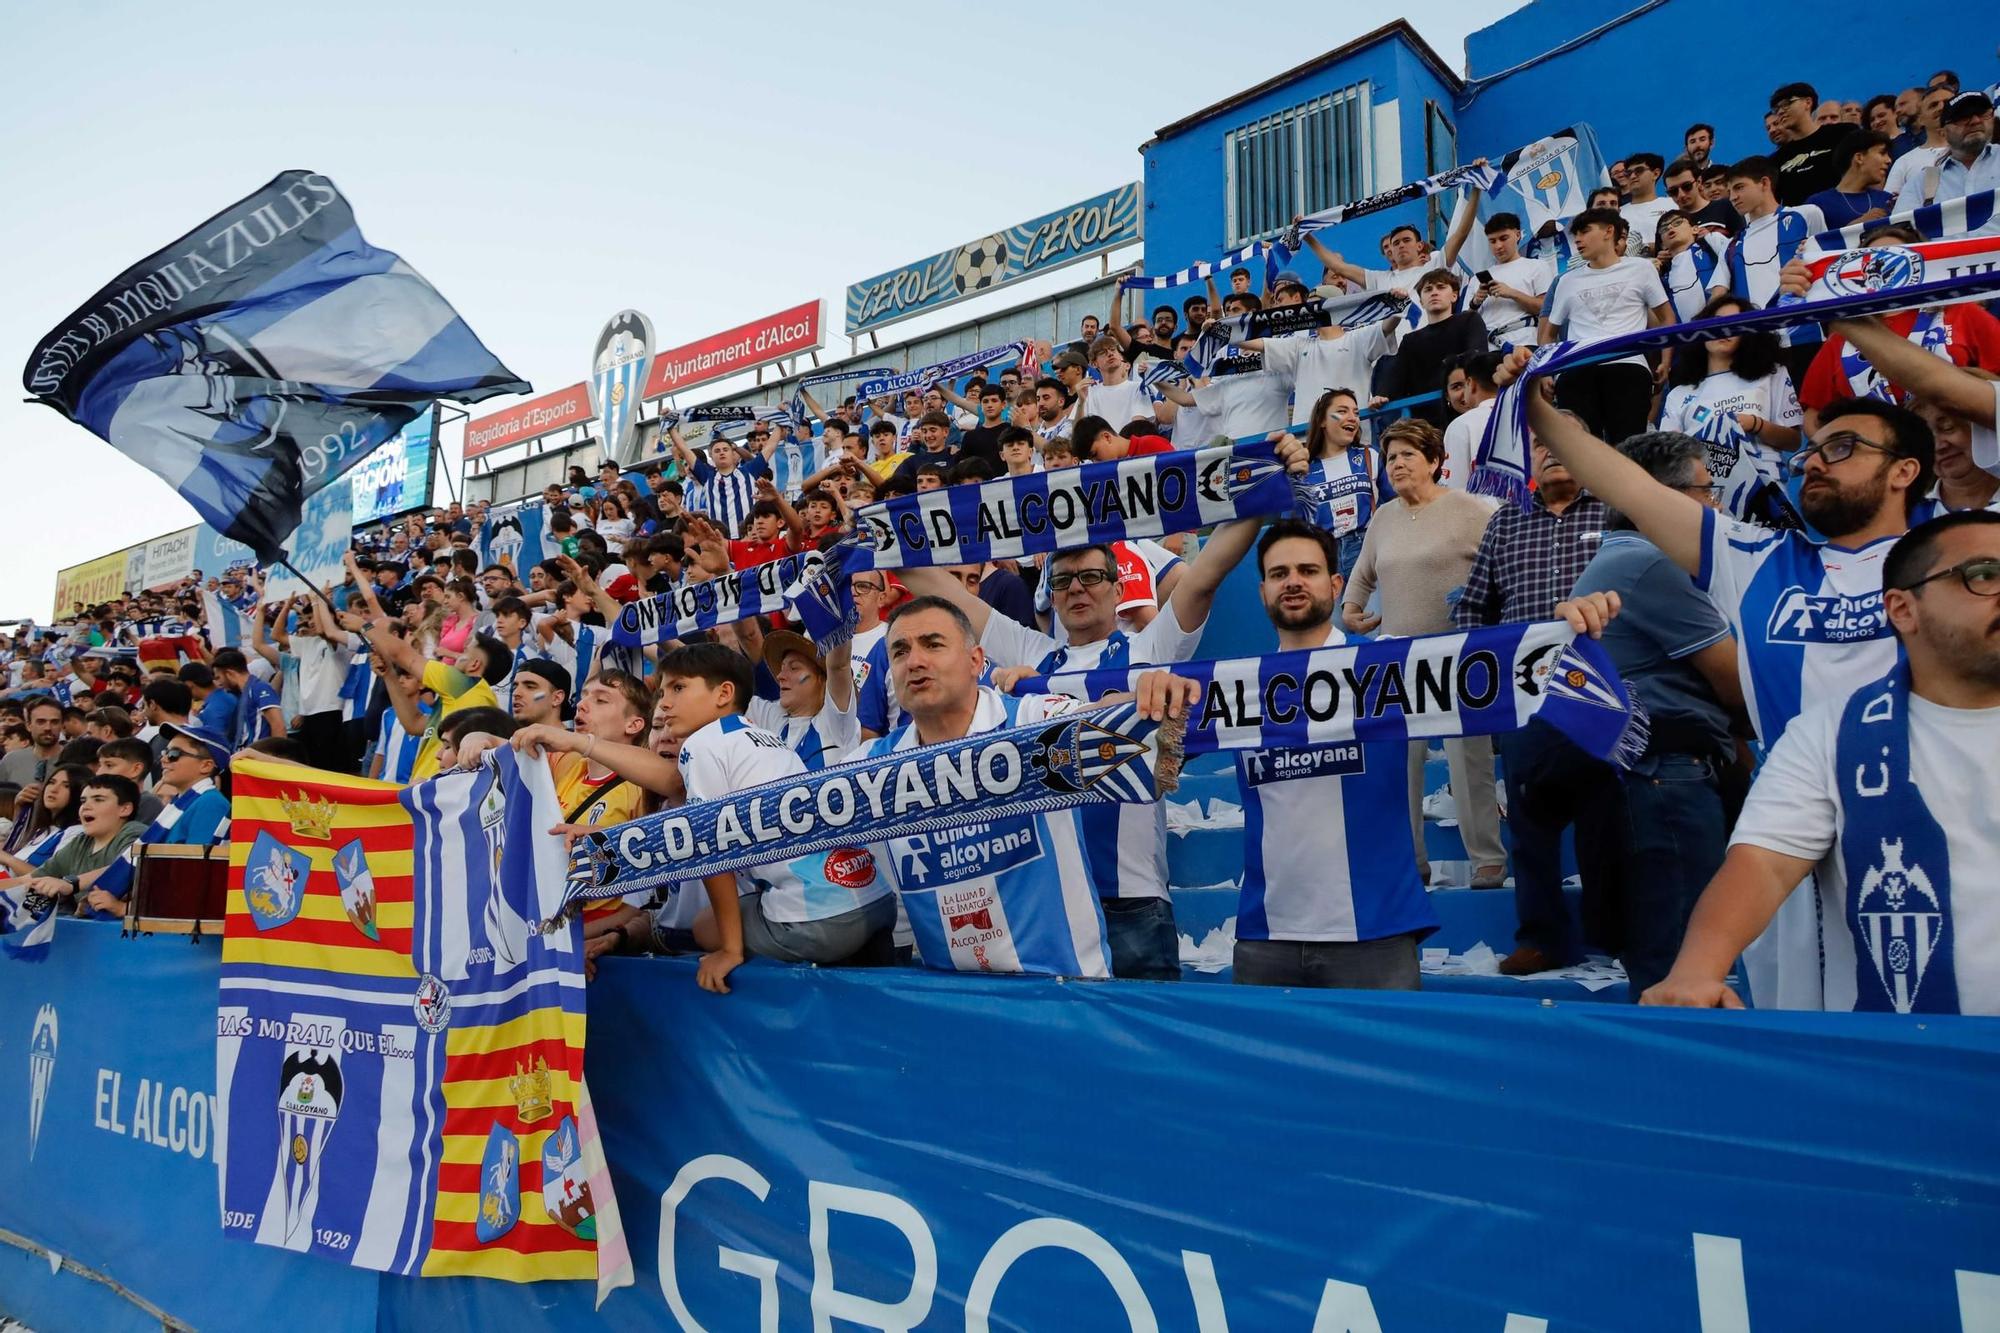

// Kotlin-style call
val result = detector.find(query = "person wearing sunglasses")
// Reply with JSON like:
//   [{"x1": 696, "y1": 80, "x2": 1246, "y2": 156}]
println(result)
[
  {"x1": 67, "y1": 722, "x2": 231, "y2": 920},
  {"x1": 1647, "y1": 509, "x2": 2000, "y2": 1014},
  {"x1": 1493, "y1": 344, "x2": 1936, "y2": 1008}
]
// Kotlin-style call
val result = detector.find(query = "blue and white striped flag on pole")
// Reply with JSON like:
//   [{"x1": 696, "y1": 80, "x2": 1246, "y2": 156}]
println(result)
[
  {"x1": 1013, "y1": 621, "x2": 1648, "y2": 767},
  {"x1": 23, "y1": 171, "x2": 529, "y2": 564}
]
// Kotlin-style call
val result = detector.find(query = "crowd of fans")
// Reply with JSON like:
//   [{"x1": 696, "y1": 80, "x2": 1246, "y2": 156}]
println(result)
[{"x1": 5, "y1": 65, "x2": 1998, "y2": 1012}]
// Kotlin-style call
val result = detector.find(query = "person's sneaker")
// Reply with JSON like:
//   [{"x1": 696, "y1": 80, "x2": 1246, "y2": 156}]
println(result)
[
  {"x1": 1421, "y1": 785, "x2": 1457, "y2": 823},
  {"x1": 1470, "y1": 863, "x2": 1508, "y2": 889},
  {"x1": 1498, "y1": 945, "x2": 1561, "y2": 976}
]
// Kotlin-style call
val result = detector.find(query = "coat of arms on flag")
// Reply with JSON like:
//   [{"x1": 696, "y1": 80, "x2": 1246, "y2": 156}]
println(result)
[{"x1": 218, "y1": 756, "x2": 629, "y2": 1297}]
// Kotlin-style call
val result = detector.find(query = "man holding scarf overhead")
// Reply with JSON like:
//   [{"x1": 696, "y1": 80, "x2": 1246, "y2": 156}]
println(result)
[
  {"x1": 1646, "y1": 510, "x2": 2000, "y2": 1014},
  {"x1": 897, "y1": 436, "x2": 1313, "y2": 979},
  {"x1": 1490, "y1": 344, "x2": 1937, "y2": 1009}
]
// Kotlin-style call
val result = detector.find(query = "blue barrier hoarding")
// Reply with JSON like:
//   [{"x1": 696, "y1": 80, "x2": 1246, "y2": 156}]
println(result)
[
  {"x1": 844, "y1": 184, "x2": 1142, "y2": 336},
  {"x1": 2, "y1": 930, "x2": 1997, "y2": 1331}
]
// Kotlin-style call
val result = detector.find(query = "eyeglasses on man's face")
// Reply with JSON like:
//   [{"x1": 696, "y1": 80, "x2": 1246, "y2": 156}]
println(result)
[
  {"x1": 1787, "y1": 431, "x2": 1903, "y2": 474},
  {"x1": 1895, "y1": 557, "x2": 2000, "y2": 597},
  {"x1": 1047, "y1": 568, "x2": 1115, "y2": 592}
]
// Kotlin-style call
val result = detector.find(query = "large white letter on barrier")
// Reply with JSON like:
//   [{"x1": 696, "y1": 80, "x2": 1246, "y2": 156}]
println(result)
[
  {"x1": 809, "y1": 1181, "x2": 937, "y2": 1332},
  {"x1": 659, "y1": 1154, "x2": 777, "y2": 1333},
  {"x1": 966, "y1": 1217, "x2": 1159, "y2": 1332},
  {"x1": 1960, "y1": 1269, "x2": 2000, "y2": 1332},
  {"x1": 1693, "y1": 1233, "x2": 1751, "y2": 1333}
]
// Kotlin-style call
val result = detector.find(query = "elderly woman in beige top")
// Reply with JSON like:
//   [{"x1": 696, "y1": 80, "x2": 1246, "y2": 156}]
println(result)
[{"x1": 1340, "y1": 419, "x2": 1508, "y2": 888}]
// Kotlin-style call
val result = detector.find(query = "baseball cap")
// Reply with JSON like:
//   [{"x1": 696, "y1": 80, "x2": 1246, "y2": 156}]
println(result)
[
  {"x1": 1053, "y1": 350, "x2": 1088, "y2": 371},
  {"x1": 159, "y1": 721, "x2": 232, "y2": 771},
  {"x1": 1271, "y1": 270, "x2": 1309, "y2": 293},
  {"x1": 1944, "y1": 91, "x2": 1994, "y2": 121}
]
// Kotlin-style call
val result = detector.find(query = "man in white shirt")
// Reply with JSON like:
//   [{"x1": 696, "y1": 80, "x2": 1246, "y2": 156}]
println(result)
[
  {"x1": 1884, "y1": 84, "x2": 1952, "y2": 201},
  {"x1": 291, "y1": 591, "x2": 359, "y2": 772},
  {"x1": 1159, "y1": 294, "x2": 1294, "y2": 441},
  {"x1": 1540, "y1": 206, "x2": 1674, "y2": 443},
  {"x1": 1308, "y1": 222, "x2": 1433, "y2": 295},
  {"x1": 1895, "y1": 91, "x2": 2000, "y2": 223},
  {"x1": 1441, "y1": 199, "x2": 1554, "y2": 349},
  {"x1": 1075, "y1": 336, "x2": 1152, "y2": 432},
  {"x1": 1617, "y1": 153, "x2": 1677, "y2": 255},
  {"x1": 1441, "y1": 352, "x2": 1506, "y2": 493},
  {"x1": 1646, "y1": 511, "x2": 2000, "y2": 1014}
]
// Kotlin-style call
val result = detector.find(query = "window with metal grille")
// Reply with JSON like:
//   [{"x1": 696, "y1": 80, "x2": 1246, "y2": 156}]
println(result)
[{"x1": 1224, "y1": 84, "x2": 1374, "y2": 247}]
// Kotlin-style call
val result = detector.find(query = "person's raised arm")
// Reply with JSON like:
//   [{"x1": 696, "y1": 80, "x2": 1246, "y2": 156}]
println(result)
[
  {"x1": 1107, "y1": 285, "x2": 1131, "y2": 351},
  {"x1": 343, "y1": 552, "x2": 423, "y2": 677},
  {"x1": 553, "y1": 554, "x2": 623, "y2": 623},
  {"x1": 1828, "y1": 312, "x2": 1998, "y2": 423},
  {"x1": 1159, "y1": 436, "x2": 1311, "y2": 632},
  {"x1": 758, "y1": 477, "x2": 806, "y2": 543},
  {"x1": 1439, "y1": 183, "x2": 1482, "y2": 270},
  {"x1": 798, "y1": 386, "x2": 831, "y2": 426},
  {"x1": 509, "y1": 724, "x2": 682, "y2": 795},
  {"x1": 247, "y1": 599, "x2": 280, "y2": 668},
  {"x1": 1304, "y1": 231, "x2": 1368, "y2": 287},
  {"x1": 898, "y1": 566, "x2": 995, "y2": 638},
  {"x1": 1500, "y1": 347, "x2": 1708, "y2": 573},
  {"x1": 824, "y1": 636, "x2": 854, "y2": 712}
]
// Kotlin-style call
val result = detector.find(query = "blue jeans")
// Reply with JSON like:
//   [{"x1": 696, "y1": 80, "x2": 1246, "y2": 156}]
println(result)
[
  {"x1": 1617, "y1": 754, "x2": 1726, "y2": 1001},
  {"x1": 1102, "y1": 896, "x2": 1181, "y2": 981},
  {"x1": 1337, "y1": 530, "x2": 1366, "y2": 586}
]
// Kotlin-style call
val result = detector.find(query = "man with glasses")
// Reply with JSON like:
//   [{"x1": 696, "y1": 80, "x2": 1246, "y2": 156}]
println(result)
[
  {"x1": 78, "y1": 723, "x2": 232, "y2": 919},
  {"x1": 1663, "y1": 158, "x2": 1738, "y2": 235},
  {"x1": 1617, "y1": 153, "x2": 1675, "y2": 256},
  {"x1": 1496, "y1": 344, "x2": 1937, "y2": 1007},
  {"x1": 1767, "y1": 81, "x2": 1852, "y2": 205},
  {"x1": 1895, "y1": 91, "x2": 2000, "y2": 214},
  {"x1": 900, "y1": 438, "x2": 1311, "y2": 978},
  {"x1": 1646, "y1": 510, "x2": 2000, "y2": 1014}
]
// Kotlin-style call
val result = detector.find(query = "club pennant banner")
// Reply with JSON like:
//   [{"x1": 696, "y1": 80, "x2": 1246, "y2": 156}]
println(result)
[
  {"x1": 856, "y1": 342, "x2": 1029, "y2": 400},
  {"x1": 1800, "y1": 230, "x2": 2000, "y2": 301},
  {"x1": 479, "y1": 498, "x2": 559, "y2": 575},
  {"x1": 562, "y1": 701, "x2": 1179, "y2": 910},
  {"x1": 1011, "y1": 620, "x2": 1647, "y2": 768},
  {"x1": 22, "y1": 171, "x2": 529, "y2": 563},
  {"x1": 1472, "y1": 266, "x2": 2000, "y2": 508},
  {"x1": 217, "y1": 755, "x2": 627, "y2": 1297},
  {"x1": 836, "y1": 439, "x2": 1299, "y2": 570}
]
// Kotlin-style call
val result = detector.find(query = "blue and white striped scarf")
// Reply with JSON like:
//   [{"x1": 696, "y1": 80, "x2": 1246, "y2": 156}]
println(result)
[
  {"x1": 857, "y1": 343, "x2": 1029, "y2": 401},
  {"x1": 1808, "y1": 187, "x2": 1999, "y2": 253},
  {"x1": 0, "y1": 827, "x2": 80, "y2": 960},
  {"x1": 564, "y1": 621, "x2": 1644, "y2": 915},
  {"x1": 837, "y1": 439, "x2": 1299, "y2": 570},
  {"x1": 1011, "y1": 621, "x2": 1646, "y2": 768},
  {"x1": 1127, "y1": 127, "x2": 1598, "y2": 293},
  {"x1": 1473, "y1": 267, "x2": 2000, "y2": 508},
  {"x1": 609, "y1": 551, "x2": 827, "y2": 648},
  {"x1": 789, "y1": 366, "x2": 895, "y2": 425},
  {"x1": 558, "y1": 701, "x2": 1173, "y2": 915}
]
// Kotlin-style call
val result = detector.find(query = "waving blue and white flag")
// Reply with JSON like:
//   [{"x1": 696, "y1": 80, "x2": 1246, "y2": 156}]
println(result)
[
  {"x1": 1443, "y1": 125, "x2": 1609, "y2": 275},
  {"x1": 23, "y1": 171, "x2": 529, "y2": 563}
]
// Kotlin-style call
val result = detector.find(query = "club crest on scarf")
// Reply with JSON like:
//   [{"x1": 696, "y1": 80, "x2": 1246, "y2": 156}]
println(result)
[
  {"x1": 1817, "y1": 246, "x2": 1926, "y2": 298},
  {"x1": 1856, "y1": 837, "x2": 1945, "y2": 1012},
  {"x1": 1028, "y1": 709, "x2": 1157, "y2": 802}
]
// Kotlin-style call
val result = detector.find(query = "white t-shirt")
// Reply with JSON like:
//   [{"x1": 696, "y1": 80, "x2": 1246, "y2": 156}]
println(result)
[
  {"x1": 1618, "y1": 196, "x2": 1677, "y2": 254},
  {"x1": 1545, "y1": 257, "x2": 1670, "y2": 367},
  {"x1": 1078, "y1": 379, "x2": 1151, "y2": 431},
  {"x1": 1169, "y1": 396, "x2": 1218, "y2": 447},
  {"x1": 1261, "y1": 324, "x2": 1397, "y2": 425},
  {"x1": 1193, "y1": 358, "x2": 1293, "y2": 441},
  {"x1": 1469, "y1": 255, "x2": 1555, "y2": 346},
  {"x1": 747, "y1": 689, "x2": 860, "y2": 772},
  {"x1": 1660, "y1": 368, "x2": 1802, "y2": 437},
  {"x1": 1885, "y1": 145, "x2": 1945, "y2": 203},
  {"x1": 1359, "y1": 261, "x2": 1433, "y2": 294},
  {"x1": 1730, "y1": 693, "x2": 2000, "y2": 1015},
  {"x1": 292, "y1": 632, "x2": 358, "y2": 717},
  {"x1": 678, "y1": 714, "x2": 891, "y2": 924},
  {"x1": 1440, "y1": 398, "x2": 1498, "y2": 493}
]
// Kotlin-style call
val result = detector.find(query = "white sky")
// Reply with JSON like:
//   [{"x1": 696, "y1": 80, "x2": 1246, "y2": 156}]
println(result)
[{"x1": 0, "y1": 1, "x2": 1492, "y2": 618}]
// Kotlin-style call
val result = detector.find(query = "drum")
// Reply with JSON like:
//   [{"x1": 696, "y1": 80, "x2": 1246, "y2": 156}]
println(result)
[{"x1": 129, "y1": 842, "x2": 229, "y2": 933}]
